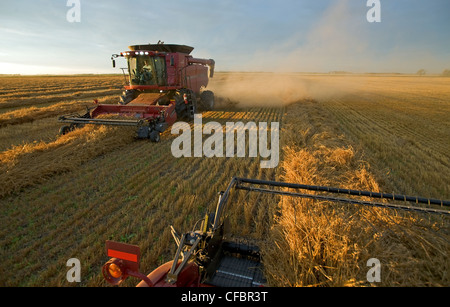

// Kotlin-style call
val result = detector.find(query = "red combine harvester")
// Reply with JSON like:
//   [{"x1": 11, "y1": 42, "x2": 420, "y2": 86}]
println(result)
[
  {"x1": 102, "y1": 177, "x2": 450, "y2": 287},
  {"x1": 58, "y1": 42, "x2": 215, "y2": 142}
]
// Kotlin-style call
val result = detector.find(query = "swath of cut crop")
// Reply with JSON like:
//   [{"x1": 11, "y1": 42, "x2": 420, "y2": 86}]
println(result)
[
  {"x1": 0, "y1": 74, "x2": 448, "y2": 287},
  {"x1": 0, "y1": 88, "x2": 120, "y2": 112},
  {"x1": 0, "y1": 105, "x2": 282, "y2": 286},
  {"x1": 0, "y1": 92, "x2": 120, "y2": 128},
  {"x1": 261, "y1": 100, "x2": 449, "y2": 287},
  {"x1": 0, "y1": 124, "x2": 136, "y2": 198},
  {"x1": 0, "y1": 117, "x2": 63, "y2": 151},
  {"x1": 0, "y1": 101, "x2": 94, "y2": 127}
]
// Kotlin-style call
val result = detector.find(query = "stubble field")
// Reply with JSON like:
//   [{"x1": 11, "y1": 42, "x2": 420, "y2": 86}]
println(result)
[{"x1": 0, "y1": 73, "x2": 448, "y2": 286}]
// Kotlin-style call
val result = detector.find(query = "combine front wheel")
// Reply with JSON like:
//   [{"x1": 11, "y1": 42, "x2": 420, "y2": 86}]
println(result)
[{"x1": 149, "y1": 130, "x2": 161, "y2": 143}]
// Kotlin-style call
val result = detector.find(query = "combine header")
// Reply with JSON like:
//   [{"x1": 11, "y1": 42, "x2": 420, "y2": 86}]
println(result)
[
  {"x1": 58, "y1": 42, "x2": 215, "y2": 142},
  {"x1": 102, "y1": 177, "x2": 450, "y2": 287}
]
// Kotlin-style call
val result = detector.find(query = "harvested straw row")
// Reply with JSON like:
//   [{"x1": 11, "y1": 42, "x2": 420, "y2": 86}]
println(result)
[
  {"x1": 261, "y1": 100, "x2": 449, "y2": 287},
  {"x1": 0, "y1": 124, "x2": 135, "y2": 198},
  {"x1": 0, "y1": 88, "x2": 120, "y2": 111},
  {"x1": 0, "y1": 95, "x2": 117, "y2": 128}
]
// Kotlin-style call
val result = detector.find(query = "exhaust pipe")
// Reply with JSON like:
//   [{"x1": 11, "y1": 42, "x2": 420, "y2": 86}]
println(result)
[{"x1": 208, "y1": 59, "x2": 215, "y2": 78}]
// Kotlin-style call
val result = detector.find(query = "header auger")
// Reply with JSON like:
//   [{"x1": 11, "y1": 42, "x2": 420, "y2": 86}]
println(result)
[
  {"x1": 58, "y1": 42, "x2": 215, "y2": 142},
  {"x1": 102, "y1": 177, "x2": 450, "y2": 287}
]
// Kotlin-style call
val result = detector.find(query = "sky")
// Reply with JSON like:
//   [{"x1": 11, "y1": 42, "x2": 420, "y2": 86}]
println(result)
[{"x1": 0, "y1": 0, "x2": 449, "y2": 75}]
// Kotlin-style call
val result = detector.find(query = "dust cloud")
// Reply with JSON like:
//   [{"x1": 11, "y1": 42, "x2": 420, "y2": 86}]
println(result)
[
  {"x1": 208, "y1": 72, "x2": 366, "y2": 108},
  {"x1": 208, "y1": 73, "x2": 309, "y2": 108},
  {"x1": 207, "y1": 1, "x2": 369, "y2": 108}
]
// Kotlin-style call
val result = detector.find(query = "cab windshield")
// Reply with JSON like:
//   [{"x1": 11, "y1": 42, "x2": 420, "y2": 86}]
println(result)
[{"x1": 128, "y1": 56, "x2": 166, "y2": 86}]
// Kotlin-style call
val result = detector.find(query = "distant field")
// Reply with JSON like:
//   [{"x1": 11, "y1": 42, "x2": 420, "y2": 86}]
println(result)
[{"x1": 0, "y1": 73, "x2": 448, "y2": 286}]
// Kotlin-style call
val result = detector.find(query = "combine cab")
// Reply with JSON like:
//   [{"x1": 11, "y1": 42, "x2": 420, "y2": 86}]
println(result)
[
  {"x1": 58, "y1": 42, "x2": 215, "y2": 142},
  {"x1": 102, "y1": 177, "x2": 450, "y2": 287}
]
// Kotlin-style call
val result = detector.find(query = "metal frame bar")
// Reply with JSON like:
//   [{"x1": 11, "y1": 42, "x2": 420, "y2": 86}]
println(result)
[
  {"x1": 59, "y1": 116, "x2": 144, "y2": 127},
  {"x1": 212, "y1": 177, "x2": 450, "y2": 229},
  {"x1": 238, "y1": 186, "x2": 450, "y2": 216},
  {"x1": 166, "y1": 234, "x2": 201, "y2": 284},
  {"x1": 235, "y1": 178, "x2": 450, "y2": 206}
]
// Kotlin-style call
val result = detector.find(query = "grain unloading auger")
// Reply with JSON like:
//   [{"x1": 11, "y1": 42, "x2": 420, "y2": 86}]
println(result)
[
  {"x1": 58, "y1": 42, "x2": 215, "y2": 142},
  {"x1": 102, "y1": 177, "x2": 450, "y2": 287}
]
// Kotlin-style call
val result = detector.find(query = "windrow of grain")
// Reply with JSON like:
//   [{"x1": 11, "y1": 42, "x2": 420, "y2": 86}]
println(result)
[
  {"x1": 0, "y1": 74, "x2": 448, "y2": 287},
  {"x1": 0, "y1": 101, "x2": 283, "y2": 286},
  {"x1": 0, "y1": 125, "x2": 136, "y2": 198},
  {"x1": 261, "y1": 100, "x2": 449, "y2": 286}
]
